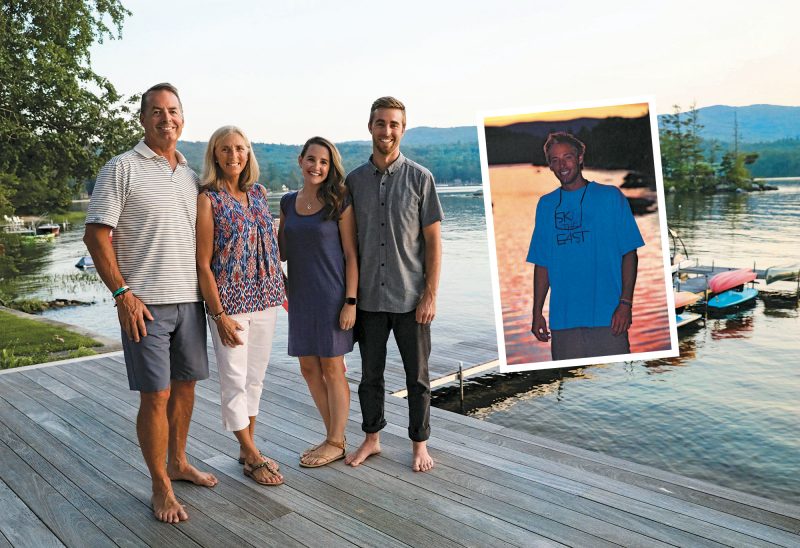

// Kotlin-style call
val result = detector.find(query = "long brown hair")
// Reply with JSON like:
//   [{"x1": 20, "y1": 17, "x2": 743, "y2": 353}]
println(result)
[{"x1": 299, "y1": 136, "x2": 347, "y2": 221}]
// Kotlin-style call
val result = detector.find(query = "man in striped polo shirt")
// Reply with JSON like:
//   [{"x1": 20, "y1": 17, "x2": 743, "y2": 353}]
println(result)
[{"x1": 84, "y1": 83, "x2": 218, "y2": 523}]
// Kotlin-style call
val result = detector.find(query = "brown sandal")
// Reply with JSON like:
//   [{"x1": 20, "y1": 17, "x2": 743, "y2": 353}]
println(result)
[
  {"x1": 238, "y1": 451, "x2": 279, "y2": 471},
  {"x1": 300, "y1": 441, "x2": 325, "y2": 459},
  {"x1": 299, "y1": 438, "x2": 346, "y2": 468},
  {"x1": 243, "y1": 458, "x2": 284, "y2": 485}
]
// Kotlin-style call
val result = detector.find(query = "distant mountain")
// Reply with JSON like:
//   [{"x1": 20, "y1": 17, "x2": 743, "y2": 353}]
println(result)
[
  {"x1": 657, "y1": 104, "x2": 800, "y2": 143},
  {"x1": 500, "y1": 117, "x2": 603, "y2": 138},
  {"x1": 341, "y1": 125, "x2": 478, "y2": 146},
  {"x1": 177, "y1": 125, "x2": 482, "y2": 189},
  {"x1": 402, "y1": 126, "x2": 478, "y2": 145}
]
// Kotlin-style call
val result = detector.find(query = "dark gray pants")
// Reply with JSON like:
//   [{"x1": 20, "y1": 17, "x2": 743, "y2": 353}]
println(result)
[
  {"x1": 356, "y1": 309, "x2": 431, "y2": 442},
  {"x1": 550, "y1": 326, "x2": 630, "y2": 361}
]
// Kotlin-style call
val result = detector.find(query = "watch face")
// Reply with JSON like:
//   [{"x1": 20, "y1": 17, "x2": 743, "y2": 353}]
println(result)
[{"x1": 345, "y1": 297, "x2": 357, "y2": 305}]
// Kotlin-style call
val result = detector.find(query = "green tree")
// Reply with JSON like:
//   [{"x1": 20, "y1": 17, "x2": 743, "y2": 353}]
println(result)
[
  {"x1": 0, "y1": 0, "x2": 140, "y2": 215},
  {"x1": 659, "y1": 103, "x2": 715, "y2": 191}
]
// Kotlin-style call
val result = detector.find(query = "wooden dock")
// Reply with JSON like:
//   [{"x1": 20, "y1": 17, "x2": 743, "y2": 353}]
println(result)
[
  {"x1": 1, "y1": 349, "x2": 799, "y2": 546},
  {"x1": 342, "y1": 322, "x2": 499, "y2": 394}
]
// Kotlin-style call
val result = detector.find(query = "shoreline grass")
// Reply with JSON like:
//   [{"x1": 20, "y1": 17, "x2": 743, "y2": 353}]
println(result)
[{"x1": 0, "y1": 309, "x2": 101, "y2": 369}]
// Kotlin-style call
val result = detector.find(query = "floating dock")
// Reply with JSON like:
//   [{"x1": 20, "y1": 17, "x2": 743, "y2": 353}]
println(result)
[{"x1": 674, "y1": 262, "x2": 798, "y2": 295}]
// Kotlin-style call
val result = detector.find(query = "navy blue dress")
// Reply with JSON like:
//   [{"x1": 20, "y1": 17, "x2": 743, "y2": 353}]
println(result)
[{"x1": 281, "y1": 192, "x2": 355, "y2": 357}]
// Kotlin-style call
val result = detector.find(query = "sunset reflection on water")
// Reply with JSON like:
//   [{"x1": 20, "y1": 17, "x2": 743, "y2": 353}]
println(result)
[{"x1": 488, "y1": 164, "x2": 672, "y2": 366}]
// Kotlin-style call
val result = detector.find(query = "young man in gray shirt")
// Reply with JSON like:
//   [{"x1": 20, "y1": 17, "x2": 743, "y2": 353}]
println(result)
[{"x1": 344, "y1": 97, "x2": 443, "y2": 472}]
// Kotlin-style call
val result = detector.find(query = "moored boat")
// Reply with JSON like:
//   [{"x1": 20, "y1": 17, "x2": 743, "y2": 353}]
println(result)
[
  {"x1": 707, "y1": 287, "x2": 758, "y2": 309},
  {"x1": 75, "y1": 256, "x2": 95, "y2": 269},
  {"x1": 674, "y1": 290, "x2": 701, "y2": 309},
  {"x1": 764, "y1": 263, "x2": 800, "y2": 285},
  {"x1": 674, "y1": 290, "x2": 703, "y2": 328},
  {"x1": 35, "y1": 222, "x2": 61, "y2": 236},
  {"x1": 708, "y1": 268, "x2": 757, "y2": 294},
  {"x1": 676, "y1": 311, "x2": 703, "y2": 328}
]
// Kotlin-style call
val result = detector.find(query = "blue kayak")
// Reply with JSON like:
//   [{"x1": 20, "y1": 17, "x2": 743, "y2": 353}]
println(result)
[{"x1": 707, "y1": 287, "x2": 758, "y2": 309}]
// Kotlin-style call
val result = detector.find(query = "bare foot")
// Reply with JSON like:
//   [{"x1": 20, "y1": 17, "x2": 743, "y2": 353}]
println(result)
[
  {"x1": 151, "y1": 490, "x2": 188, "y2": 523},
  {"x1": 167, "y1": 461, "x2": 218, "y2": 487},
  {"x1": 412, "y1": 441, "x2": 434, "y2": 472},
  {"x1": 344, "y1": 435, "x2": 381, "y2": 467}
]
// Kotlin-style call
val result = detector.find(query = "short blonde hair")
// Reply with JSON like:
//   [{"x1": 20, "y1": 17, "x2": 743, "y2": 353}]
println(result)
[{"x1": 201, "y1": 126, "x2": 260, "y2": 192}]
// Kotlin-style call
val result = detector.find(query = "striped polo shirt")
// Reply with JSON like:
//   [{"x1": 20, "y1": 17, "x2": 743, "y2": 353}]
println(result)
[{"x1": 86, "y1": 140, "x2": 202, "y2": 305}]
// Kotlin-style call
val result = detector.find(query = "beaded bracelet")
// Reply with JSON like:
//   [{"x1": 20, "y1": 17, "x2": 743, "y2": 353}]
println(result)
[{"x1": 112, "y1": 286, "x2": 130, "y2": 299}]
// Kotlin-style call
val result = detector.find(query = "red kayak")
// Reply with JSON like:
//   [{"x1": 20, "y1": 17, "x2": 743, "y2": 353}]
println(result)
[{"x1": 708, "y1": 268, "x2": 757, "y2": 294}]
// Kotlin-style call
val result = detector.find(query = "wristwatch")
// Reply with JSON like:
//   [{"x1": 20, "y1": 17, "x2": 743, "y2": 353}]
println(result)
[{"x1": 344, "y1": 297, "x2": 357, "y2": 306}]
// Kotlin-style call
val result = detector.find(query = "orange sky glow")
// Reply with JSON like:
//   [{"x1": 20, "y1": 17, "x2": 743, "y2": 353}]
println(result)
[{"x1": 485, "y1": 103, "x2": 650, "y2": 127}]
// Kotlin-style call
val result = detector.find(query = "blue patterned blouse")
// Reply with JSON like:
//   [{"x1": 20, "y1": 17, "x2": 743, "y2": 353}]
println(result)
[{"x1": 204, "y1": 184, "x2": 285, "y2": 314}]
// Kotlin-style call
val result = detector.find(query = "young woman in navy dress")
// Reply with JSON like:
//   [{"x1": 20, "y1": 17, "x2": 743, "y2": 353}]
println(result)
[{"x1": 279, "y1": 136, "x2": 358, "y2": 467}]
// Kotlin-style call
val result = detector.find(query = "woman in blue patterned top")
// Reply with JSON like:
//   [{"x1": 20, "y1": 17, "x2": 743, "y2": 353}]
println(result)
[
  {"x1": 279, "y1": 136, "x2": 358, "y2": 467},
  {"x1": 196, "y1": 125, "x2": 285, "y2": 486}
]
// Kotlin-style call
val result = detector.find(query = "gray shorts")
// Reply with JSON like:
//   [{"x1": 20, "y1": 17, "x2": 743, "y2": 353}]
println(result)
[
  {"x1": 121, "y1": 302, "x2": 209, "y2": 392},
  {"x1": 550, "y1": 326, "x2": 630, "y2": 361}
]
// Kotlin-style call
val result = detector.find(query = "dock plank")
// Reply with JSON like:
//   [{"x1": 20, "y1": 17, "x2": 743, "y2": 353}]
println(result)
[
  {"x1": 0, "y1": 398, "x2": 197, "y2": 547},
  {"x1": 0, "y1": 374, "x2": 283, "y2": 548},
  {"x1": 0, "y1": 350, "x2": 797, "y2": 547},
  {"x1": 0, "y1": 438, "x2": 114, "y2": 547},
  {"x1": 0, "y1": 477, "x2": 64, "y2": 548},
  {"x1": 257, "y1": 390, "x2": 719, "y2": 548},
  {"x1": 255, "y1": 374, "x2": 740, "y2": 548}
]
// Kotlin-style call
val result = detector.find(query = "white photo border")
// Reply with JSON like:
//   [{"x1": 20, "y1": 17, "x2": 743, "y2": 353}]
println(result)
[{"x1": 476, "y1": 96, "x2": 679, "y2": 373}]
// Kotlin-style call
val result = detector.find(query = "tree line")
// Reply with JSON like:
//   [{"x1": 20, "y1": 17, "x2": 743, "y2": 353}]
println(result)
[
  {"x1": 175, "y1": 141, "x2": 481, "y2": 193},
  {"x1": 1, "y1": 0, "x2": 141, "y2": 216},
  {"x1": 659, "y1": 104, "x2": 762, "y2": 192}
]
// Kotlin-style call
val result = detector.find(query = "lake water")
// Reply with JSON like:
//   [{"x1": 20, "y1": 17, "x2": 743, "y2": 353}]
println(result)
[
  {"x1": 443, "y1": 179, "x2": 800, "y2": 505},
  {"x1": 8, "y1": 189, "x2": 496, "y2": 346}
]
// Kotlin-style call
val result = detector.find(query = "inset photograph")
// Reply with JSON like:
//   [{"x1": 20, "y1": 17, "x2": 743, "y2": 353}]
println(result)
[{"x1": 478, "y1": 99, "x2": 678, "y2": 372}]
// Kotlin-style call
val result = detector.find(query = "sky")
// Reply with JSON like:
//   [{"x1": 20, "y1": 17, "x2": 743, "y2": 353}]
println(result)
[
  {"x1": 484, "y1": 103, "x2": 650, "y2": 127},
  {"x1": 89, "y1": 0, "x2": 800, "y2": 144}
]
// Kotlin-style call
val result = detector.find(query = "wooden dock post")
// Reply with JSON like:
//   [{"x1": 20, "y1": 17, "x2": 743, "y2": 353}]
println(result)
[{"x1": 458, "y1": 361, "x2": 464, "y2": 414}]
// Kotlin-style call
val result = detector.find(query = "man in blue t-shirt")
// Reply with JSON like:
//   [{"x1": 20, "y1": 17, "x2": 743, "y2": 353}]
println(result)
[{"x1": 527, "y1": 132, "x2": 644, "y2": 360}]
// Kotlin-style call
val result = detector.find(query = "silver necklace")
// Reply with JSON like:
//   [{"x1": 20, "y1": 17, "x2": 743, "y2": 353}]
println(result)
[{"x1": 299, "y1": 191, "x2": 313, "y2": 210}]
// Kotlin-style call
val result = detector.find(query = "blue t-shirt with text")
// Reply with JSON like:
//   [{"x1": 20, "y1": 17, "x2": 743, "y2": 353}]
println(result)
[{"x1": 526, "y1": 182, "x2": 644, "y2": 330}]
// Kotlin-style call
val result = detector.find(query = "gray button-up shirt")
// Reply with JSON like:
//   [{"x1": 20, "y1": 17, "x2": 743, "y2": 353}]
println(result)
[{"x1": 346, "y1": 153, "x2": 444, "y2": 313}]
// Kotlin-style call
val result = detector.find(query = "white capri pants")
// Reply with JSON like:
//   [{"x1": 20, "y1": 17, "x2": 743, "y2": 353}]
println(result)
[{"x1": 208, "y1": 307, "x2": 279, "y2": 432}]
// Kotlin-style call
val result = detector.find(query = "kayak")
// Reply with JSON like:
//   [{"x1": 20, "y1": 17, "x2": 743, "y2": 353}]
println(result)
[
  {"x1": 764, "y1": 263, "x2": 800, "y2": 285},
  {"x1": 674, "y1": 291, "x2": 701, "y2": 309},
  {"x1": 707, "y1": 287, "x2": 758, "y2": 309},
  {"x1": 708, "y1": 268, "x2": 757, "y2": 294},
  {"x1": 676, "y1": 311, "x2": 702, "y2": 328}
]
